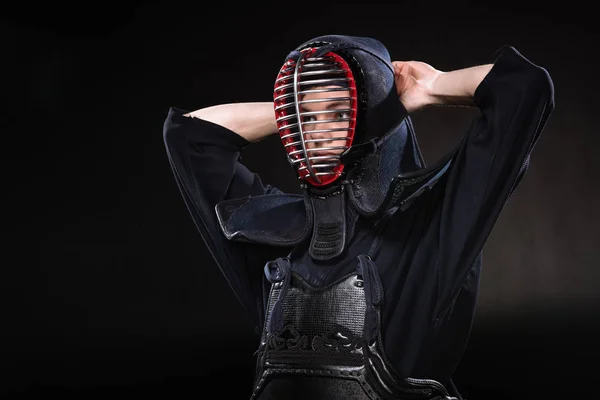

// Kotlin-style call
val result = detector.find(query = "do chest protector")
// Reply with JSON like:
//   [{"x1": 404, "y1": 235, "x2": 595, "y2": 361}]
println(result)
[{"x1": 250, "y1": 236, "x2": 458, "y2": 400}]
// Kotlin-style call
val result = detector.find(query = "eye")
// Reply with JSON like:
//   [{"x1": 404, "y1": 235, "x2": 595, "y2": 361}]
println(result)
[
  {"x1": 337, "y1": 111, "x2": 350, "y2": 119},
  {"x1": 302, "y1": 115, "x2": 316, "y2": 123}
]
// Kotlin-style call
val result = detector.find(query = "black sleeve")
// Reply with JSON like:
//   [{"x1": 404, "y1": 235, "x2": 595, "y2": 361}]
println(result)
[
  {"x1": 435, "y1": 45, "x2": 555, "y2": 312},
  {"x1": 162, "y1": 107, "x2": 287, "y2": 330}
]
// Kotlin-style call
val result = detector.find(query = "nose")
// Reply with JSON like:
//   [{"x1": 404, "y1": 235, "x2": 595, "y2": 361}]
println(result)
[
  {"x1": 307, "y1": 131, "x2": 333, "y2": 152},
  {"x1": 308, "y1": 129, "x2": 329, "y2": 140},
  {"x1": 305, "y1": 119, "x2": 330, "y2": 144}
]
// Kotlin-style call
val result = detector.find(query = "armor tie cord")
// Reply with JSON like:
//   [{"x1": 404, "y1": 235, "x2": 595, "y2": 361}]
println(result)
[
  {"x1": 357, "y1": 254, "x2": 383, "y2": 343},
  {"x1": 264, "y1": 257, "x2": 292, "y2": 334}
]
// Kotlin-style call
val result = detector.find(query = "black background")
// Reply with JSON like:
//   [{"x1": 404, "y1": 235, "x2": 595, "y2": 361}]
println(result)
[{"x1": 7, "y1": 1, "x2": 600, "y2": 399}]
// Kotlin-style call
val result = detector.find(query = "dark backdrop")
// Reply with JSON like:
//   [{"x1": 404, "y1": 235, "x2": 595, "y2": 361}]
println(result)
[{"x1": 7, "y1": 1, "x2": 599, "y2": 399}]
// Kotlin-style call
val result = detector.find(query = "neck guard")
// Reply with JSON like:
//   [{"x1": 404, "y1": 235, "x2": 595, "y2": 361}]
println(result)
[{"x1": 215, "y1": 119, "x2": 455, "y2": 261}]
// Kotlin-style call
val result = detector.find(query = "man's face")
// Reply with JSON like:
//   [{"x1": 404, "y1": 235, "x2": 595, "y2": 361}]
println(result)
[{"x1": 300, "y1": 85, "x2": 352, "y2": 159}]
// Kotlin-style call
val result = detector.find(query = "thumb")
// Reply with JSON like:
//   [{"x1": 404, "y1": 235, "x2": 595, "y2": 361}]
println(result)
[
  {"x1": 392, "y1": 62, "x2": 412, "y2": 94},
  {"x1": 392, "y1": 61, "x2": 407, "y2": 75}
]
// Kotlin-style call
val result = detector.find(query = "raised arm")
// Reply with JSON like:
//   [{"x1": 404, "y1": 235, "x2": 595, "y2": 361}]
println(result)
[
  {"x1": 184, "y1": 102, "x2": 278, "y2": 143},
  {"x1": 163, "y1": 102, "x2": 288, "y2": 331},
  {"x1": 395, "y1": 46, "x2": 554, "y2": 314},
  {"x1": 392, "y1": 59, "x2": 492, "y2": 111}
]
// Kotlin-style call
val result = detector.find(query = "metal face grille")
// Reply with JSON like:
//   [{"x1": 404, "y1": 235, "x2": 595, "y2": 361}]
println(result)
[{"x1": 274, "y1": 48, "x2": 357, "y2": 187}]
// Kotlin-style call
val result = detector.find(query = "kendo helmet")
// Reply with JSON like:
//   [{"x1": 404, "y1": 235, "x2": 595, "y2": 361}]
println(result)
[{"x1": 273, "y1": 35, "x2": 415, "y2": 187}]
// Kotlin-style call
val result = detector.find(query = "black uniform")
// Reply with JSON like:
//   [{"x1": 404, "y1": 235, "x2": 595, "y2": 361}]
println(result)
[{"x1": 163, "y1": 40, "x2": 554, "y2": 399}]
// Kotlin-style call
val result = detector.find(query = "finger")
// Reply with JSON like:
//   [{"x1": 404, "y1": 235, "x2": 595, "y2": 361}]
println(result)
[{"x1": 392, "y1": 61, "x2": 404, "y2": 74}]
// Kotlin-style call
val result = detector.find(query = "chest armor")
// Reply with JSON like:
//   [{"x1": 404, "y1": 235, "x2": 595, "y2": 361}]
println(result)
[{"x1": 250, "y1": 255, "x2": 457, "y2": 400}]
